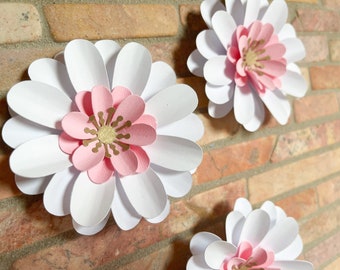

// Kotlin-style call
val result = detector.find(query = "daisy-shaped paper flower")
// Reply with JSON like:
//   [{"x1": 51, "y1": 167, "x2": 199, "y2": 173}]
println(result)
[
  {"x1": 187, "y1": 198, "x2": 314, "y2": 270},
  {"x1": 2, "y1": 39, "x2": 203, "y2": 235},
  {"x1": 187, "y1": 0, "x2": 307, "y2": 131}
]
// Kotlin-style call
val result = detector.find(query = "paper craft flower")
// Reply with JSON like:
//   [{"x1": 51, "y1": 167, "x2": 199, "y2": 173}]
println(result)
[
  {"x1": 187, "y1": 198, "x2": 314, "y2": 270},
  {"x1": 187, "y1": 0, "x2": 307, "y2": 131},
  {"x1": 2, "y1": 39, "x2": 203, "y2": 235}
]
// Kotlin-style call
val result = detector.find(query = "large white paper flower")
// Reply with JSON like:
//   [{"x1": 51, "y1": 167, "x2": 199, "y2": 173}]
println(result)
[
  {"x1": 187, "y1": 0, "x2": 307, "y2": 131},
  {"x1": 2, "y1": 39, "x2": 203, "y2": 235},
  {"x1": 187, "y1": 198, "x2": 314, "y2": 270}
]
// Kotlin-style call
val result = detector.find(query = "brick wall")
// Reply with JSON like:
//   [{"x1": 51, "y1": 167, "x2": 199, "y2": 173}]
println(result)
[{"x1": 0, "y1": 0, "x2": 339, "y2": 269}]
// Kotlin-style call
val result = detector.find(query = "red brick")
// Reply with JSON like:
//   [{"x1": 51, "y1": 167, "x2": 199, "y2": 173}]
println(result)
[
  {"x1": 299, "y1": 36, "x2": 328, "y2": 63},
  {"x1": 44, "y1": 4, "x2": 178, "y2": 42},
  {"x1": 0, "y1": 155, "x2": 20, "y2": 200},
  {"x1": 194, "y1": 136, "x2": 276, "y2": 184},
  {"x1": 249, "y1": 147, "x2": 340, "y2": 203},
  {"x1": 310, "y1": 66, "x2": 340, "y2": 90},
  {"x1": 323, "y1": 257, "x2": 340, "y2": 270},
  {"x1": 179, "y1": 4, "x2": 206, "y2": 32},
  {"x1": 293, "y1": 92, "x2": 339, "y2": 123},
  {"x1": 323, "y1": 0, "x2": 340, "y2": 9},
  {"x1": 271, "y1": 120, "x2": 340, "y2": 162},
  {"x1": 276, "y1": 188, "x2": 318, "y2": 220},
  {"x1": 317, "y1": 176, "x2": 340, "y2": 207},
  {"x1": 329, "y1": 39, "x2": 340, "y2": 62},
  {"x1": 292, "y1": 9, "x2": 340, "y2": 32},
  {"x1": 304, "y1": 230, "x2": 340, "y2": 268}
]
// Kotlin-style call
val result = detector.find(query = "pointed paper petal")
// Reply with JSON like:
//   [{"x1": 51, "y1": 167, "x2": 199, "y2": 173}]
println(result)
[
  {"x1": 64, "y1": 39, "x2": 110, "y2": 91},
  {"x1": 112, "y1": 42, "x2": 152, "y2": 96},
  {"x1": 43, "y1": 167, "x2": 78, "y2": 216},
  {"x1": 112, "y1": 176, "x2": 141, "y2": 230},
  {"x1": 211, "y1": 11, "x2": 237, "y2": 50},
  {"x1": 146, "y1": 199, "x2": 170, "y2": 223},
  {"x1": 197, "y1": 30, "x2": 225, "y2": 59},
  {"x1": 7, "y1": 81, "x2": 72, "y2": 129},
  {"x1": 190, "y1": 232, "x2": 221, "y2": 255},
  {"x1": 205, "y1": 241, "x2": 237, "y2": 269},
  {"x1": 73, "y1": 213, "x2": 110, "y2": 235},
  {"x1": 10, "y1": 135, "x2": 72, "y2": 178},
  {"x1": 145, "y1": 84, "x2": 198, "y2": 127},
  {"x1": 200, "y1": 0, "x2": 225, "y2": 28},
  {"x1": 15, "y1": 175, "x2": 52, "y2": 195},
  {"x1": 144, "y1": 135, "x2": 202, "y2": 171},
  {"x1": 157, "y1": 113, "x2": 204, "y2": 142},
  {"x1": 282, "y1": 38, "x2": 306, "y2": 63},
  {"x1": 120, "y1": 168, "x2": 167, "y2": 219},
  {"x1": 204, "y1": 56, "x2": 233, "y2": 86},
  {"x1": 208, "y1": 99, "x2": 234, "y2": 118},
  {"x1": 261, "y1": 0, "x2": 288, "y2": 33},
  {"x1": 141, "y1": 61, "x2": 176, "y2": 101},
  {"x1": 28, "y1": 58, "x2": 76, "y2": 99},
  {"x1": 151, "y1": 164, "x2": 192, "y2": 198},
  {"x1": 2, "y1": 116, "x2": 56, "y2": 149},
  {"x1": 70, "y1": 172, "x2": 115, "y2": 226},
  {"x1": 234, "y1": 85, "x2": 255, "y2": 125},
  {"x1": 187, "y1": 50, "x2": 206, "y2": 77}
]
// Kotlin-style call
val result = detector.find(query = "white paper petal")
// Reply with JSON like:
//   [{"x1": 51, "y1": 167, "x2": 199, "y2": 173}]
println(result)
[
  {"x1": 112, "y1": 42, "x2": 152, "y2": 96},
  {"x1": 146, "y1": 199, "x2": 170, "y2": 223},
  {"x1": 70, "y1": 172, "x2": 115, "y2": 227},
  {"x1": 261, "y1": 0, "x2": 288, "y2": 33},
  {"x1": 10, "y1": 135, "x2": 72, "y2": 178},
  {"x1": 226, "y1": 0, "x2": 246, "y2": 26},
  {"x1": 243, "y1": 0, "x2": 261, "y2": 27},
  {"x1": 112, "y1": 176, "x2": 141, "y2": 230},
  {"x1": 2, "y1": 116, "x2": 56, "y2": 149},
  {"x1": 211, "y1": 11, "x2": 237, "y2": 50},
  {"x1": 187, "y1": 50, "x2": 206, "y2": 77},
  {"x1": 151, "y1": 164, "x2": 192, "y2": 198},
  {"x1": 234, "y1": 85, "x2": 255, "y2": 125},
  {"x1": 141, "y1": 61, "x2": 176, "y2": 101},
  {"x1": 190, "y1": 232, "x2": 221, "y2": 255},
  {"x1": 275, "y1": 235, "x2": 303, "y2": 260},
  {"x1": 233, "y1": 197, "x2": 253, "y2": 216},
  {"x1": 239, "y1": 209, "x2": 271, "y2": 247},
  {"x1": 260, "y1": 200, "x2": 278, "y2": 228},
  {"x1": 259, "y1": 217, "x2": 299, "y2": 253},
  {"x1": 15, "y1": 175, "x2": 52, "y2": 195},
  {"x1": 28, "y1": 58, "x2": 76, "y2": 99},
  {"x1": 279, "y1": 24, "x2": 297, "y2": 40},
  {"x1": 145, "y1": 84, "x2": 198, "y2": 127},
  {"x1": 272, "y1": 260, "x2": 314, "y2": 270},
  {"x1": 205, "y1": 241, "x2": 237, "y2": 269},
  {"x1": 157, "y1": 113, "x2": 204, "y2": 142},
  {"x1": 260, "y1": 89, "x2": 290, "y2": 125},
  {"x1": 144, "y1": 135, "x2": 202, "y2": 171},
  {"x1": 225, "y1": 211, "x2": 245, "y2": 246},
  {"x1": 64, "y1": 39, "x2": 110, "y2": 91},
  {"x1": 282, "y1": 38, "x2": 306, "y2": 63},
  {"x1": 206, "y1": 82, "x2": 233, "y2": 105},
  {"x1": 73, "y1": 214, "x2": 110, "y2": 236},
  {"x1": 200, "y1": 0, "x2": 225, "y2": 28},
  {"x1": 7, "y1": 81, "x2": 72, "y2": 129},
  {"x1": 204, "y1": 56, "x2": 233, "y2": 86},
  {"x1": 197, "y1": 30, "x2": 226, "y2": 59},
  {"x1": 187, "y1": 255, "x2": 211, "y2": 270},
  {"x1": 208, "y1": 99, "x2": 234, "y2": 118},
  {"x1": 43, "y1": 167, "x2": 78, "y2": 216},
  {"x1": 95, "y1": 40, "x2": 121, "y2": 88},
  {"x1": 120, "y1": 168, "x2": 167, "y2": 219},
  {"x1": 243, "y1": 97, "x2": 265, "y2": 132}
]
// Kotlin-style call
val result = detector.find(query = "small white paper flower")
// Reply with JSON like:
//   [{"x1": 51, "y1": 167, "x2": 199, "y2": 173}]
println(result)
[
  {"x1": 187, "y1": 0, "x2": 307, "y2": 131},
  {"x1": 2, "y1": 39, "x2": 203, "y2": 235},
  {"x1": 187, "y1": 198, "x2": 314, "y2": 270}
]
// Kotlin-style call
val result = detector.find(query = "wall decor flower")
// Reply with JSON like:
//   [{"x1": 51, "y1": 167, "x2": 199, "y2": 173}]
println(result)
[
  {"x1": 187, "y1": 0, "x2": 307, "y2": 131},
  {"x1": 2, "y1": 39, "x2": 203, "y2": 235},
  {"x1": 187, "y1": 198, "x2": 314, "y2": 270}
]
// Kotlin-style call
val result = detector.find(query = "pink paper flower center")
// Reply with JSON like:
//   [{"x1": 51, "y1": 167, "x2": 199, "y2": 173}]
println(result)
[
  {"x1": 220, "y1": 242, "x2": 274, "y2": 270},
  {"x1": 227, "y1": 20, "x2": 287, "y2": 93},
  {"x1": 59, "y1": 86, "x2": 157, "y2": 184}
]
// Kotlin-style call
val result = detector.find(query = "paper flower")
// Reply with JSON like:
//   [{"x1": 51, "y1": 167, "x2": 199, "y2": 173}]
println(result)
[
  {"x1": 2, "y1": 39, "x2": 203, "y2": 235},
  {"x1": 187, "y1": 198, "x2": 314, "y2": 270},
  {"x1": 187, "y1": 0, "x2": 307, "y2": 131}
]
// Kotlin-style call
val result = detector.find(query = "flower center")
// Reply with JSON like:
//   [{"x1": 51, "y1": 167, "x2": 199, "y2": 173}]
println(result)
[
  {"x1": 231, "y1": 262, "x2": 264, "y2": 270},
  {"x1": 242, "y1": 39, "x2": 270, "y2": 75},
  {"x1": 83, "y1": 107, "x2": 131, "y2": 158}
]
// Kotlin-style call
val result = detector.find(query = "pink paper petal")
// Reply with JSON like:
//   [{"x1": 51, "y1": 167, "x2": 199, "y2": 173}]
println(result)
[
  {"x1": 110, "y1": 148, "x2": 138, "y2": 176},
  {"x1": 87, "y1": 159, "x2": 114, "y2": 184},
  {"x1": 253, "y1": 248, "x2": 274, "y2": 267},
  {"x1": 248, "y1": 21, "x2": 262, "y2": 42},
  {"x1": 114, "y1": 95, "x2": 145, "y2": 124},
  {"x1": 59, "y1": 132, "x2": 80, "y2": 154},
  {"x1": 91, "y1": 85, "x2": 113, "y2": 115},
  {"x1": 62, "y1": 112, "x2": 95, "y2": 140},
  {"x1": 134, "y1": 114, "x2": 157, "y2": 129},
  {"x1": 75, "y1": 91, "x2": 93, "y2": 116},
  {"x1": 72, "y1": 143, "x2": 105, "y2": 172},
  {"x1": 261, "y1": 60, "x2": 286, "y2": 77},
  {"x1": 112, "y1": 86, "x2": 132, "y2": 107},
  {"x1": 120, "y1": 123, "x2": 156, "y2": 146},
  {"x1": 263, "y1": 43, "x2": 286, "y2": 60},
  {"x1": 130, "y1": 146, "x2": 150, "y2": 173},
  {"x1": 237, "y1": 241, "x2": 253, "y2": 259}
]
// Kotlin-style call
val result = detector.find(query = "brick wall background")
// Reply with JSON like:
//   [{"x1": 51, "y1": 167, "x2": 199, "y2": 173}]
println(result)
[{"x1": 0, "y1": 0, "x2": 339, "y2": 269}]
